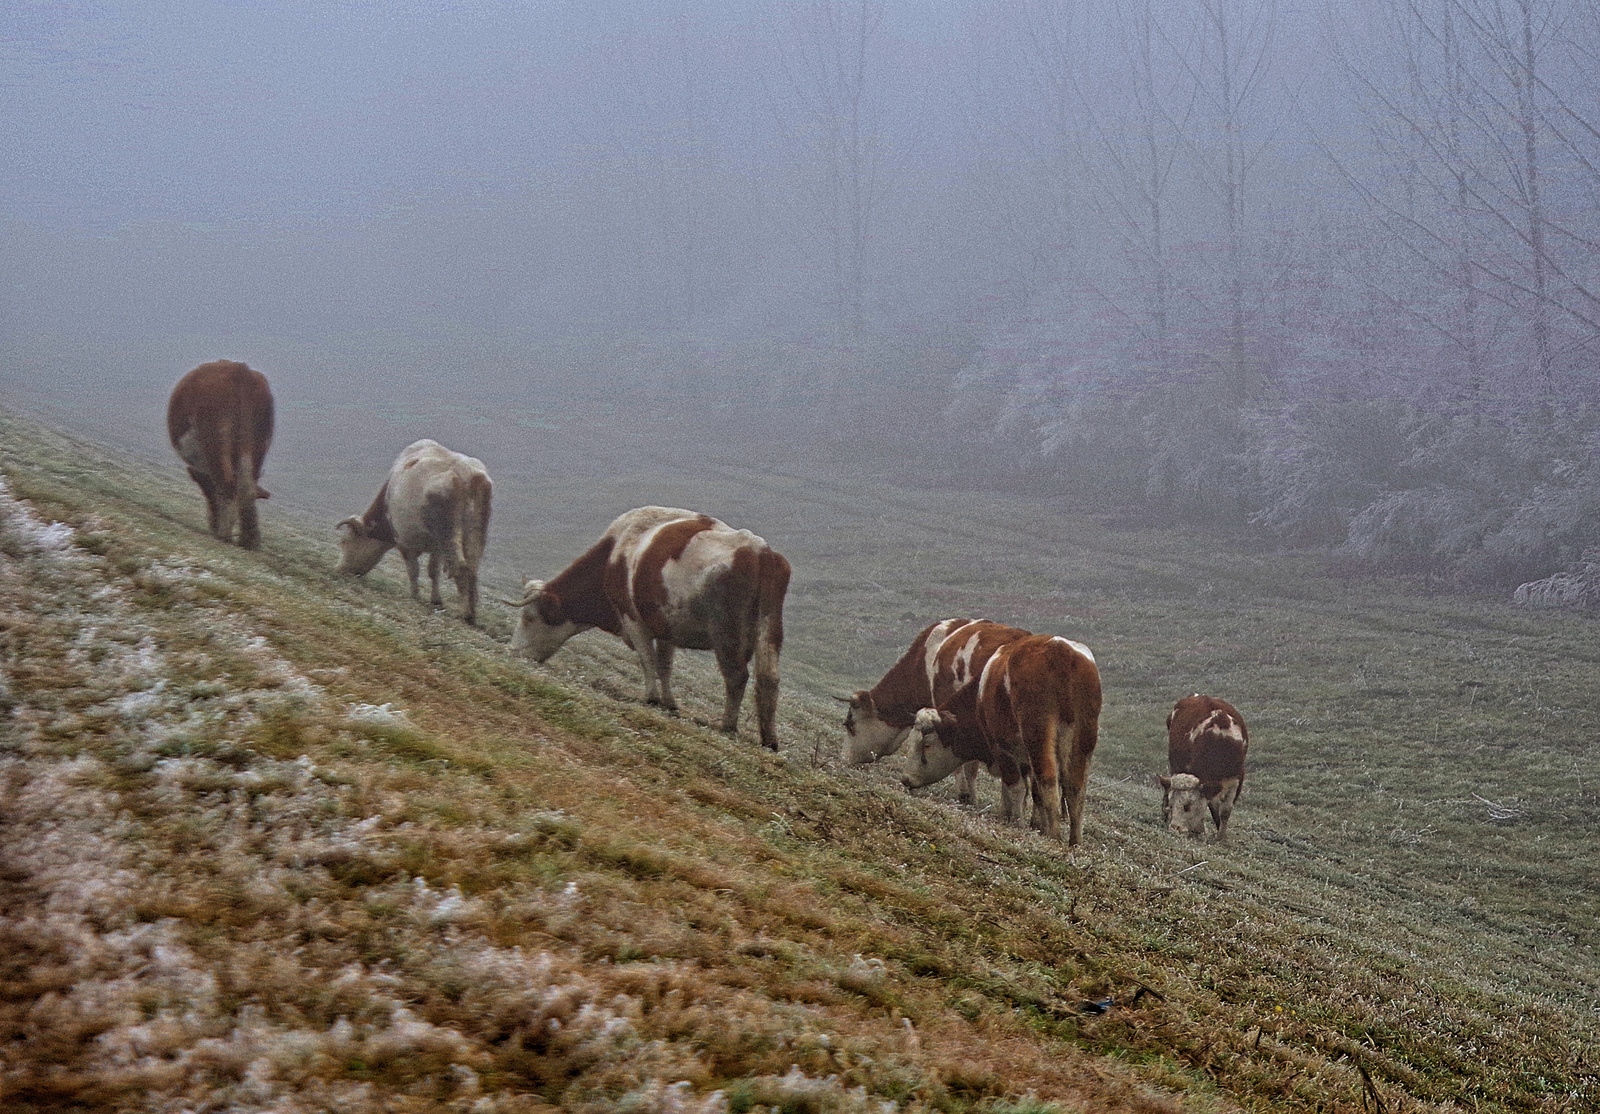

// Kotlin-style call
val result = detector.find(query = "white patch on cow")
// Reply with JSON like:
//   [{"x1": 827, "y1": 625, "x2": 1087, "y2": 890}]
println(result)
[
  {"x1": 1052, "y1": 635, "x2": 1095, "y2": 663},
  {"x1": 920, "y1": 618, "x2": 969, "y2": 691},
  {"x1": 1189, "y1": 710, "x2": 1244, "y2": 744},
  {"x1": 947, "y1": 628, "x2": 983, "y2": 687},
  {"x1": 174, "y1": 427, "x2": 205, "y2": 470}
]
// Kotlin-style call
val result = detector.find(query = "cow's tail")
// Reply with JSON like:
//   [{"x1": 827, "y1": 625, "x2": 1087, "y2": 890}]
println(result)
[
  {"x1": 232, "y1": 371, "x2": 271, "y2": 549},
  {"x1": 453, "y1": 471, "x2": 492, "y2": 623},
  {"x1": 752, "y1": 548, "x2": 791, "y2": 751},
  {"x1": 1057, "y1": 646, "x2": 1103, "y2": 847}
]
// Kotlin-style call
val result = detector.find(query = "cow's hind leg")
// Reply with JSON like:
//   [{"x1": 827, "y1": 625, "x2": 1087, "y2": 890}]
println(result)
[
  {"x1": 455, "y1": 566, "x2": 478, "y2": 625},
  {"x1": 426, "y1": 552, "x2": 444, "y2": 607},
  {"x1": 714, "y1": 645, "x2": 750, "y2": 737},
  {"x1": 1025, "y1": 718, "x2": 1064, "y2": 841},
  {"x1": 188, "y1": 469, "x2": 223, "y2": 537},
  {"x1": 236, "y1": 493, "x2": 260, "y2": 549}
]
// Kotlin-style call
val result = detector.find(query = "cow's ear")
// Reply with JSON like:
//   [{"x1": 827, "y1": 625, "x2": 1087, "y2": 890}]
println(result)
[
  {"x1": 337, "y1": 515, "x2": 365, "y2": 536},
  {"x1": 1199, "y1": 781, "x2": 1224, "y2": 797},
  {"x1": 534, "y1": 590, "x2": 565, "y2": 625},
  {"x1": 1157, "y1": 775, "x2": 1172, "y2": 790}
]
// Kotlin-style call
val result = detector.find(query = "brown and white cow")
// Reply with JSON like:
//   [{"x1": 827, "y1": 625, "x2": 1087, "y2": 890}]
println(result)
[
  {"x1": 1160, "y1": 693, "x2": 1249, "y2": 839},
  {"x1": 505, "y1": 507, "x2": 791, "y2": 750},
  {"x1": 166, "y1": 360, "x2": 274, "y2": 549},
  {"x1": 841, "y1": 618, "x2": 1031, "y2": 805},
  {"x1": 903, "y1": 634, "x2": 1102, "y2": 845},
  {"x1": 337, "y1": 440, "x2": 493, "y2": 624}
]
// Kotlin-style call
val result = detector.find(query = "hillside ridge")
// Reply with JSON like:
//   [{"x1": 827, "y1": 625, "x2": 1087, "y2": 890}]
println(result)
[{"x1": 1, "y1": 408, "x2": 1594, "y2": 1113}]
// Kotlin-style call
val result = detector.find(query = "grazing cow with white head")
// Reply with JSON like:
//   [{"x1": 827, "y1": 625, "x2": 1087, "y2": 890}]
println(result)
[
  {"x1": 337, "y1": 439, "x2": 493, "y2": 624},
  {"x1": 1160, "y1": 693, "x2": 1249, "y2": 839},
  {"x1": 166, "y1": 360, "x2": 274, "y2": 549},
  {"x1": 902, "y1": 634, "x2": 1102, "y2": 845},
  {"x1": 841, "y1": 618, "x2": 1030, "y2": 805},
  {"x1": 505, "y1": 506, "x2": 791, "y2": 750}
]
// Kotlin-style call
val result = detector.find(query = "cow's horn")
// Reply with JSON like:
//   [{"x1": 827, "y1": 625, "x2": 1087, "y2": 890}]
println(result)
[
  {"x1": 500, "y1": 581, "x2": 543, "y2": 608},
  {"x1": 831, "y1": 694, "x2": 854, "y2": 704}
]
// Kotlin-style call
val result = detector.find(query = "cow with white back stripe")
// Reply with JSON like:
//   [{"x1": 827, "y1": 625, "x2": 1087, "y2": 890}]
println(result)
[{"x1": 505, "y1": 507, "x2": 791, "y2": 750}]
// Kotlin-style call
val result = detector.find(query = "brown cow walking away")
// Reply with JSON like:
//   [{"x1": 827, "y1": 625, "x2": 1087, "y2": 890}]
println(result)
[
  {"x1": 505, "y1": 506, "x2": 791, "y2": 750},
  {"x1": 1160, "y1": 693, "x2": 1249, "y2": 839},
  {"x1": 903, "y1": 634, "x2": 1103, "y2": 845},
  {"x1": 166, "y1": 360, "x2": 274, "y2": 549},
  {"x1": 337, "y1": 439, "x2": 493, "y2": 624}
]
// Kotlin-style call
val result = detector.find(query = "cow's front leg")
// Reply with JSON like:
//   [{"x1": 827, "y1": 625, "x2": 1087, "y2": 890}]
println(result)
[
  {"x1": 653, "y1": 640, "x2": 679, "y2": 712},
  {"x1": 621, "y1": 619, "x2": 671, "y2": 709},
  {"x1": 426, "y1": 552, "x2": 444, "y2": 607},
  {"x1": 955, "y1": 761, "x2": 981, "y2": 806}
]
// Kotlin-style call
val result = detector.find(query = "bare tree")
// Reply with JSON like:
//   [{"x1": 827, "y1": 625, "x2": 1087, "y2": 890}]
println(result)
[
  {"x1": 771, "y1": 0, "x2": 890, "y2": 343},
  {"x1": 1166, "y1": 0, "x2": 1279, "y2": 396}
]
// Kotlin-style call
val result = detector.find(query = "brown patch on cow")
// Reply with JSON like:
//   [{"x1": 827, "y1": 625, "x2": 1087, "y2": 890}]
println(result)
[
  {"x1": 627, "y1": 515, "x2": 718, "y2": 637},
  {"x1": 166, "y1": 360, "x2": 274, "y2": 548},
  {"x1": 357, "y1": 480, "x2": 397, "y2": 545},
  {"x1": 545, "y1": 535, "x2": 622, "y2": 633}
]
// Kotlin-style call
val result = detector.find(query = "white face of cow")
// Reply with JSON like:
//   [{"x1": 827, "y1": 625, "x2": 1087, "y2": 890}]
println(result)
[
  {"x1": 507, "y1": 580, "x2": 584, "y2": 663},
  {"x1": 1160, "y1": 773, "x2": 1208, "y2": 837},
  {"x1": 841, "y1": 691, "x2": 912, "y2": 766},
  {"x1": 900, "y1": 709, "x2": 965, "y2": 789},
  {"x1": 336, "y1": 518, "x2": 390, "y2": 576}
]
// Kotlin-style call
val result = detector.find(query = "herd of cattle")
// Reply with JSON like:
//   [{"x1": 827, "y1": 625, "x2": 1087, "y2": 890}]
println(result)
[{"x1": 165, "y1": 360, "x2": 1250, "y2": 845}]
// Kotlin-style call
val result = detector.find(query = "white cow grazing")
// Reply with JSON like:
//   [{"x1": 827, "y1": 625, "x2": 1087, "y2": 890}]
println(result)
[{"x1": 337, "y1": 439, "x2": 493, "y2": 624}]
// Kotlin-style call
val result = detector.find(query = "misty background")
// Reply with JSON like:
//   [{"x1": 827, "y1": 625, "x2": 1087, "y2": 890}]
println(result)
[{"x1": 4, "y1": 0, "x2": 1599, "y2": 590}]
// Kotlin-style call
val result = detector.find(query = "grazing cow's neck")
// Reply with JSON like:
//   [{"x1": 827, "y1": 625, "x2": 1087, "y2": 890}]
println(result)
[
  {"x1": 362, "y1": 483, "x2": 397, "y2": 545},
  {"x1": 547, "y1": 536, "x2": 622, "y2": 633},
  {"x1": 868, "y1": 621, "x2": 951, "y2": 728}
]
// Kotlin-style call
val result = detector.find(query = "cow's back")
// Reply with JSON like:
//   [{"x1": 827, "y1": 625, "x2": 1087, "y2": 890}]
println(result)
[
  {"x1": 1167, "y1": 694, "x2": 1248, "y2": 781},
  {"x1": 384, "y1": 439, "x2": 490, "y2": 552},
  {"x1": 166, "y1": 360, "x2": 274, "y2": 476}
]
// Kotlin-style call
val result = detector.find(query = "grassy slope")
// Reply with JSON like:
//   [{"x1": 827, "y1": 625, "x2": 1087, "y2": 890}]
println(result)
[{"x1": 1, "y1": 406, "x2": 1596, "y2": 1114}]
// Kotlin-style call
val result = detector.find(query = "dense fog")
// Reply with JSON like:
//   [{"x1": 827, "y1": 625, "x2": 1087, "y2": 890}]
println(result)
[{"x1": 5, "y1": 0, "x2": 1600, "y2": 590}]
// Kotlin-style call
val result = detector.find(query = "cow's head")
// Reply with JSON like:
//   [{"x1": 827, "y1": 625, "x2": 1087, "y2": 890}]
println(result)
[
  {"x1": 336, "y1": 516, "x2": 391, "y2": 576},
  {"x1": 901, "y1": 707, "x2": 964, "y2": 789},
  {"x1": 503, "y1": 579, "x2": 585, "y2": 662},
  {"x1": 839, "y1": 690, "x2": 912, "y2": 766},
  {"x1": 1159, "y1": 772, "x2": 1210, "y2": 837}
]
